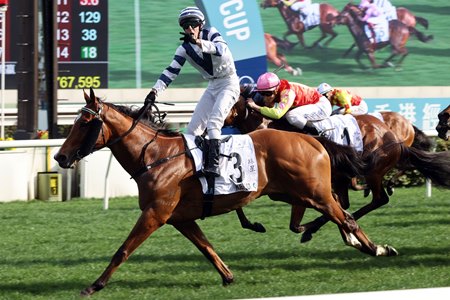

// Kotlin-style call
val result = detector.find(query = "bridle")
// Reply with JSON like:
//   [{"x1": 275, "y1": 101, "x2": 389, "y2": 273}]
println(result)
[{"x1": 76, "y1": 100, "x2": 153, "y2": 160}]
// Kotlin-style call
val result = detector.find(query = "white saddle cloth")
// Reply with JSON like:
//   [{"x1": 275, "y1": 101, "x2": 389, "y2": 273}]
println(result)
[
  {"x1": 184, "y1": 134, "x2": 258, "y2": 195},
  {"x1": 313, "y1": 115, "x2": 364, "y2": 152},
  {"x1": 364, "y1": 16, "x2": 389, "y2": 43},
  {"x1": 302, "y1": 3, "x2": 321, "y2": 30}
]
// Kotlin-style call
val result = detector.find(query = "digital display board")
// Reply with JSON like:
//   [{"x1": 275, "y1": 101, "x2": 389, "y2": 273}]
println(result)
[
  {"x1": 1, "y1": 0, "x2": 108, "y2": 89},
  {"x1": 57, "y1": 0, "x2": 108, "y2": 89}
]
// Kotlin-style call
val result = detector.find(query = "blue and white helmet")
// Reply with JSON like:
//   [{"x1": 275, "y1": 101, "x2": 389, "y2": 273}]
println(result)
[
  {"x1": 317, "y1": 82, "x2": 333, "y2": 95},
  {"x1": 178, "y1": 7, "x2": 205, "y2": 28}
]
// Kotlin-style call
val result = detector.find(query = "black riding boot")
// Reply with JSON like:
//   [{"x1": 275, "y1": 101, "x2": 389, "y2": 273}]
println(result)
[
  {"x1": 203, "y1": 139, "x2": 221, "y2": 177},
  {"x1": 303, "y1": 121, "x2": 319, "y2": 135}
]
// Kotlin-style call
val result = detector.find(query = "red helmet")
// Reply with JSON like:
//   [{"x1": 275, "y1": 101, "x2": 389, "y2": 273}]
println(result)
[{"x1": 255, "y1": 72, "x2": 280, "y2": 91}]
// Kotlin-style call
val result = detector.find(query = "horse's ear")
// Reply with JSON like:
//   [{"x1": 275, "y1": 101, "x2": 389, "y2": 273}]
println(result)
[
  {"x1": 90, "y1": 87, "x2": 96, "y2": 102},
  {"x1": 83, "y1": 89, "x2": 91, "y2": 103}
]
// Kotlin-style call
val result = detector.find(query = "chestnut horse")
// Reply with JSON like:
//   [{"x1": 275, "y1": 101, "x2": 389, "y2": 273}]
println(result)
[
  {"x1": 337, "y1": 3, "x2": 430, "y2": 70},
  {"x1": 261, "y1": 0, "x2": 339, "y2": 48},
  {"x1": 54, "y1": 89, "x2": 398, "y2": 296},
  {"x1": 225, "y1": 96, "x2": 450, "y2": 242},
  {"x1": 436, "y1": 104, "x2": 450, "y2": 141},
  {"x1": 265, "y1": 33, "x2": 302, "y2": 76}
]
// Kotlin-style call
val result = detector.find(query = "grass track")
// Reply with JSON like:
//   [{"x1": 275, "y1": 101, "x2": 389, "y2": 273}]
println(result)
[
  {"x1": 0, "y1": 187, "x2": 449, "y2": 299},
  {"x1": 108, "y1": 0, "x2": 450, "y2": 88}
]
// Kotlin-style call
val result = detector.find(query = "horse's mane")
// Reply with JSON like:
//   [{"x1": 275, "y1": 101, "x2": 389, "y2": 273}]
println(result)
[{"x1": 105, "y1": 102, "x2": 180, "y2": 136}]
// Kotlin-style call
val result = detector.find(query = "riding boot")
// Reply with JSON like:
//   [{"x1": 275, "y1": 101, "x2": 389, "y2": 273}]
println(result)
[
  {"x1": 303, "y1": 121, "x2": 319, "y2": 135},
  {"x1": 203, "y1": 139, "x2": 221, "y2": 177}
]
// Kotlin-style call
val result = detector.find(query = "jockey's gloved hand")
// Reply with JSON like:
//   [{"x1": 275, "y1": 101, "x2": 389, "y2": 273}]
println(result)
[
  {"x1": 241, "y1": 84, "x2": 256, "y2": 99},
  {"x1": 179, "y1": 32, "x2": 197, "y2": 44},
  {"x1": 145, "y1": 90, "x2": 156, "y2": 105}
]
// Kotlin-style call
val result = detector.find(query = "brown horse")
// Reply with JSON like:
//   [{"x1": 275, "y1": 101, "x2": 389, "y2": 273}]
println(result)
[
  {"x1": 337, "y1": 3, "x2": 430, "y2": 70},
  {"x1": 343, "y1": 7, "x2": 433, "y2": 57},
  {"x1": 265, "y1": 33, "x2": 302, "y2": 76},
  {"x1": 261, "y1": 0, "x2": 339, "y2": 48},
  {"x1": 225, "y1": 96, "x2": 450, "y2": 242},
  {"x1": 436, "y1": 104, "x2": 450, "y2": 141},
  {"x1": 54, "y1": 89, "x2": 398, "y2": 296}
]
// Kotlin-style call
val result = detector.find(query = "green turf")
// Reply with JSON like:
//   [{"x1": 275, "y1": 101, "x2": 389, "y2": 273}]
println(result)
[
  {"x1": 108, "y1": 0, "x2": 450, "y2": 88},
  {"x1": 0, "y1": 187, "x2": 449, "y2": 299}
]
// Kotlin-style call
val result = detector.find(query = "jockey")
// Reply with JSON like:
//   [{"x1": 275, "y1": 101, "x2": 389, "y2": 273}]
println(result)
[
  {"x1": 246, "y1": 72, "x2": 332, "y2": 135},
  {"x1": 317, "y1": 83, "x2": 368, "y2": 116},
  {"x1": 373, "y1": 0, "x2": 397, "y2": 21},
  {"x1": 145, "y1": 6, "x2": 240, "y2": 177},
  {"x1": 359, "y1": 0, "x2": 381, "y2": 22},
  {"x1": 282, "y1": 0, "x2": 312, "y2": 20},
  {"x1": 358, "y1": 0, "x2": 383, "y2": 42}
]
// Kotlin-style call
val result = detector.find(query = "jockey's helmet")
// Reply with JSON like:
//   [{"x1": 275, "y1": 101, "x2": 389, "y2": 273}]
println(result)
[
  {"x1": 179, "y1": 7, "x2": 205, "y2": 28},
  {"x1": 317, "y1": 82, "x2": 333, "y2": 95},
  {"x1": 255, "y1": 72, "x2": 280, "y2": 91}
]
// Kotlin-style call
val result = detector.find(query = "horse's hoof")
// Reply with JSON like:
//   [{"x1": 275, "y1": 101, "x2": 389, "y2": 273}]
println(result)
[
  {"x1": 385, "y1": 245, "x2": 399, "y2": 256},
  {"x1": 222, "y1": 275, "x2": 234, "y2": 286},
  {"x1": 80, "y1": 287, "x2": 95, "y2": 297},
  {"x1": 292, "y1": 67, "x2": 302, "y2": 76},
  {"x1": 300, "y1": 231, "x2": 313, "y2": 243},
  {"x1": 290, "y1": 225, "x2": 305, "y2": 234},
  {"x1": 253, "y1": 222, "x2": 267, "y2": 233},
  {"x1": 387, "y1": 186, "x2": 394, "y2": 196},
  {"x1": 363, "y1": 188, "x2": 371, "y2": 198}
]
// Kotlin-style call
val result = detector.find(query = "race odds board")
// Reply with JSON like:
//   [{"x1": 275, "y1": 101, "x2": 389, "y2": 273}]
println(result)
[
  {"x1": 2, "y1": 0, "x2": 108, "y2": 89},
  {"x1": 57, "y1": 0, "x2": 108, "y2": 89}
]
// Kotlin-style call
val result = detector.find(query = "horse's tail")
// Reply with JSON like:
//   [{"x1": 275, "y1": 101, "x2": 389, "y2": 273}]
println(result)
[
  {"x1": 411, "y1": 125, "x2": 434, "y2": 151},
  {"x1": 316, "y1": 137, "x2": 366, "y2": 178},
  {"x1": 409, "y1": 27, "x2": 433, "y2": 43},
  {"x1": 398, "y1": 144, "x2": 450, "y2": 188},
  {"x1": 415, "y1": 16, "x2": 429, "y2": 29}
]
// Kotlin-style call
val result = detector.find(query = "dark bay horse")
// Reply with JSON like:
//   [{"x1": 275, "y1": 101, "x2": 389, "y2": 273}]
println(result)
[
  {"x1": 360, "y1": 111, "x2": 433, "y2": 194},
  {"x1": 225, "y1": 96, "x2": 450, "y2": 242},
  {"x1": 343, "y1": 7, "x2": 433, "y2": 57},
  {"x1": 54, "y1": 89, "x2": 398, "y2": 296},
  {"x1": 436, "y1": 104, "x2": 450, "y2": 141},
  {"x1": 261, "y1": 0, "x2": 339, "y2": 48},
  {"x1": 337, "y1": 3, "x2": 430, "y2": 70}
]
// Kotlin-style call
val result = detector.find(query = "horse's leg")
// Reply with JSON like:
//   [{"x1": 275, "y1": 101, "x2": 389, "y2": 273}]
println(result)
[
  {"x1": 323, "y1": 32, "x2": 338, "y2": 47},
  {"x1": 289, "y1": 205, "x2": 306, "y2": 233},
  {"x1": 173, "y1": 220, "x2": 234, "y2": 285},
  {"x1": 81, "y1": 208, "x2": 165, "y2": 296},
  {"x1": 297, "y1": 32, "x2": 306, "y2": 48},
  {"x1": 300, "y1": 182, "x2": 350, "y2": 243},
  {"x1": 382, "y1": 53, "x2": 397, "y2": 68},
  {"x1": 351, "y1": 175, "x2": 390, "y2": 220},
  {"x1": 236, "y1": 208, "x2": 266, "y2": 233},
  {"x1": 355, "y1": 50, "x2": 371, "y2": 69},
  {"x1": 367, "y1": 52, "x2": 381, "y2": 69},
  {"x1": 385, "y1": 169, "x2": 405, "y2": 196},
  {"x1": 310, "y1": 32, "x2": 327, "y2": 48},
  {"x1": 307, "y1": 192, "x2": 397, "y2": 256},
  {"x1": 343, "y1": 43, "x2": 356, "y2": 57},
  {"x1": 394, "y1": 52, "x2": 409, "y2": 71}
]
